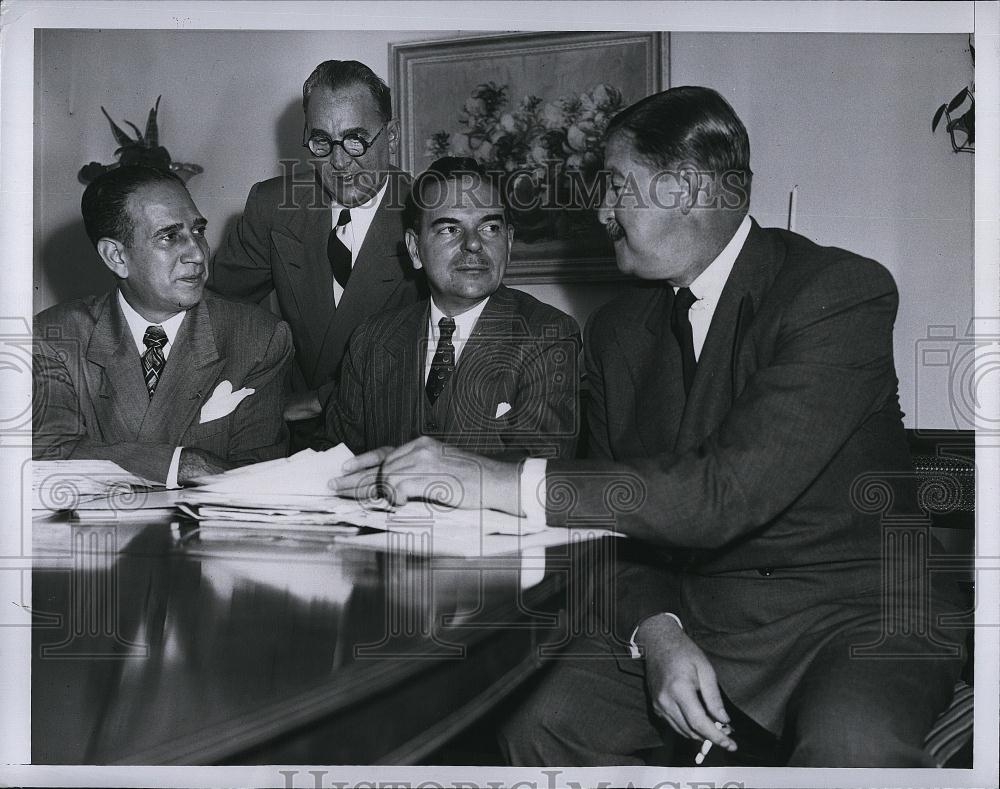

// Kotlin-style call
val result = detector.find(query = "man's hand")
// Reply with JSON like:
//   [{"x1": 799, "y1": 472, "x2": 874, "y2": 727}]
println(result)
[
  {"x1": 177, "y1": 448, "x2": 235, "y2": 486},
  {"x1": 283, "y1": 390, "x2": 322, "y2": 421},
  {"x1": 332, "y1": 436, "x2": 521, "y2": 512},
  {"x1": 638, "y1": 615, "x2": 737, "y2": 752}
]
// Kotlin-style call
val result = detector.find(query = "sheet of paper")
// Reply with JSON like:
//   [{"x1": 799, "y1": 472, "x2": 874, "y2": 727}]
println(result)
[
  {"x1": 376, "y1": 501, "x2": 550, "y2": 535},
  {"x1": 32, "y1": 459, "x2": 164, "y2": 511},
  {"x1": 73, "y1": 489, "x2": 182, "y2": 510},
  {"x1": 192, "y1": 444, "x2": 355, "y2": 496}
]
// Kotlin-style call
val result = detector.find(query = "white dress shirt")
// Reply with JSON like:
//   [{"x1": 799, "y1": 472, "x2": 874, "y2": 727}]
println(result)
[
  {"x1": 424, "y1": 296, "x2": 490, "y2": 383},
  {"x1": 117, "y1": 290, "x2": 188, "y2": 488},
  {"x1": 330, "y1": 180, "x2": 389, "y2": 307},
  {"x1": 118, "y1": 290, "x2": 186, "y2": 359},
  {"x1": 681, "y1": 214, "x2": 751, "y2": 360}
]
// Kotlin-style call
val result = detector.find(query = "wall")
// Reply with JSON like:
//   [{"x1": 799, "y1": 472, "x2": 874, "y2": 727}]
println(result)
[{"x1": 34, "y1": 30, "x2": 973, "y2": 427}]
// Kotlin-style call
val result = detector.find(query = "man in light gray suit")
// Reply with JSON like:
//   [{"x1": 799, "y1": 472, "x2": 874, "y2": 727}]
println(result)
[{"x1": 33, "y1": 165, "x2": 292, "y2": 485}]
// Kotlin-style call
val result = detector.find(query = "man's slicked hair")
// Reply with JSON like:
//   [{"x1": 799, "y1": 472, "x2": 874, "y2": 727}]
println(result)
[
  {"x1": 81, "y1": 164, "x2": 185, "y2": 249},
  {"x1": 404, "y1": 156, "x2": 507, "y2": 232},
  {"x1": 302, "y1": 60, "x2": 392, "y2": 121},
  {"x1": 607, "y1": 85, "x2": 752, "y2": 201}
]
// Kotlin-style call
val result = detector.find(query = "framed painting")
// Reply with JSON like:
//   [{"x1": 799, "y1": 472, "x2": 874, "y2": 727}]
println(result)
[{"x1": 392, "y1": 31, "x2": 667, "y2": 283}]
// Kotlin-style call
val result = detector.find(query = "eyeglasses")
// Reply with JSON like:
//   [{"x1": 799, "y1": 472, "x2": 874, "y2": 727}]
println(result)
[{"x1": 303, "y1": 124, "x2": 386, "y2": 159}]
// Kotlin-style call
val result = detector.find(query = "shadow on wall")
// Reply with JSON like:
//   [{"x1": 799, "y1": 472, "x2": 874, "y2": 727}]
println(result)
[
  {"x1": 276, "y1": 97, "x2": 308, "y2": 168},
  {"x1": 37, "y1": 220, "x2": 116, "y2": 314}
]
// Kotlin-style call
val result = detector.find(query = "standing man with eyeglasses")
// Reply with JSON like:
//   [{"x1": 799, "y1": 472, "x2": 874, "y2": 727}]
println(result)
[{"x1": 208, "y1": 60, "x2": 422, "y2": 447}]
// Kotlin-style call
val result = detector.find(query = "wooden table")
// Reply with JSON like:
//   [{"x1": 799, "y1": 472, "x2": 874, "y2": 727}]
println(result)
[{"x1": 31, "y1": 515, "x2": 616, "y2": 765}]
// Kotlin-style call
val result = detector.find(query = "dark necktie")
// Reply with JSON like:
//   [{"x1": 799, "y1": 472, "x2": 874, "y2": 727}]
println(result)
[
  {"x1": 328, "y1": 208, "x2": 352, "y2": 289},
  {"x1": 425, "y1": 317, "x2": 457, "y2": 405},
  {"x1": 670, "y1": 287, "x2": 698, "y2": 397},
  {"x1": 141, "y1": 324, "x2": 168, "y2": 398}
]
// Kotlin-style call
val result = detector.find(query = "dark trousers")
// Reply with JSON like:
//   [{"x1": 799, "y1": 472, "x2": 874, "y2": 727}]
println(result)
[{"x1": 498, "y1": 626, "x2": 962, "y2": 767}]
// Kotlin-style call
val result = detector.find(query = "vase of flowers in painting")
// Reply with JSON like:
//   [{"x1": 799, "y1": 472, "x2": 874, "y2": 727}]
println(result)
[{"x1": 426, "y1": 82, "x2": 625, "y2": 247}]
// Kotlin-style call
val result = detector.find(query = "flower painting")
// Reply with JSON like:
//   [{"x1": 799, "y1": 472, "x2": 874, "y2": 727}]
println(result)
[
  {"x1": 425, "y1": 82, "x2": 627, "y2": 243},
  {"x1": 393, "y1": 32, "x2": 665, "y2": 282}
]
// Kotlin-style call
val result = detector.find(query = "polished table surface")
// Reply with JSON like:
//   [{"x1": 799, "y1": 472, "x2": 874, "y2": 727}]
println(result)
[{"x1": 31, "y1": 514, "x2": 613, "y2": 765}]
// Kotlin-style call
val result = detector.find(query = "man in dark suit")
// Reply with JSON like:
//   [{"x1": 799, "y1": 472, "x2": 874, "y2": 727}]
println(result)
[
  {"x1": 34, "y1": 165, "x2": 292, "y2": 485},
  {"x1": 207, "y1": 60, "x2": 422, "y2": 444},
  {"x1": 336, "y1": 88, "x2": 966, "y2": 765},
  {"x1": 324, "y1": 156, "x2": 579, "y2": 460}
]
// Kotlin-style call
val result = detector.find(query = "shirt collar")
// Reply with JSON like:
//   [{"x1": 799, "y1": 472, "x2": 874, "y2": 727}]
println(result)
[
  {"x1": 117, "y1": 290, "x2": 187, "y2": 355},
  {"x1": 428, "y1": 294, "x2": 491, "y2": 341},
  {"x1": 330, "y1": 179, "x2": 389, "y2": 242},
  {"x1": 684, "y1": 214, "x2": 752, "y2": 303}
]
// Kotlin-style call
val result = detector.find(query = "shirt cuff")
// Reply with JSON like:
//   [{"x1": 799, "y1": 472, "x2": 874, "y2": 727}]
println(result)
[
  {"x1": 166, "y1": 446, "x2": 184, "y2": 489},
  {"x1": 628, "y1": 612, "x2": 684, "y2": 659},
  {"x1": 519, "y1": 458, "x2": 547, "y2": 523}
]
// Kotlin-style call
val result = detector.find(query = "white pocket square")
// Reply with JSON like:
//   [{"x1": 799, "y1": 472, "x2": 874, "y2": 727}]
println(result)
[
  {"x1": 494, "y1": 401, "x2": 512, "y2": 418},
  {"x1": 200, "y1": 380, "x2": 255, "y2": 424}
]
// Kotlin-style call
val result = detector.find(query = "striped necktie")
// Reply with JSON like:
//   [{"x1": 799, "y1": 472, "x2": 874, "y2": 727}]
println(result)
[
  {"x1": 328, "y1": 208, "x2": 353, "y2": 289},
  {"x1": 141, "y1": 324, "x2": 168, "y2": 398}
]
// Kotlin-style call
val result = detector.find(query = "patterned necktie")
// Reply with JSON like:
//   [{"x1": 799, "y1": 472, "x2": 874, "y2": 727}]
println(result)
[
  {"x1": 425, "y1": 317, "x2": 457, "y2": 405},
  {"x1": 141, "y1": 324, "x2": 168, "y2": 398},
  {"x1": 670, "y1": 287, "x2": 698, "y2": 397},
  {"x1": 328, "y1": 208, "x2": 353, "y2": 289}
]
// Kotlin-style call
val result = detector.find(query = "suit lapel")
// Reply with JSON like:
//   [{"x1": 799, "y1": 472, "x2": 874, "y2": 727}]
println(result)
[
  {"x1": 616, "y1": 286, "x2": 687, "y2": 455},
  {"x1": 380, "y1": 301, "x2": 427, "y2": 440},
  {"x1": 85, "y1": 292, "x2": 150, "y2": 439},
  {"x1": 677, "y1": 220, "x2": 777, "y2": 449},
  {"x1": 444, "y1": 288, "x2": 516, "y2": 433},
  {"x1": 273, "y1": 194, "x2": 337, "y2": 362},
  {"x1": 313, "y1": 173, "x2": 410, "y2": 384},
  {"x1": 137, "y1": 299, "x2": 224, "y2": 442}
]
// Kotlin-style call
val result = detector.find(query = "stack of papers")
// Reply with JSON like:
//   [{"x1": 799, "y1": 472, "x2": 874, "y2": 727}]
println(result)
[
  {"x1": 179, "y1": 445, "x2": 362, "y2": 538},
  {"x1": 32, "y1": 459, "x2": 163, "y2": 512},
  {"x1": 176, "y1": 444, "x2": 620, "y2": 555},
  {"x1": 177, "y1": 444, "x2": 554, "y2": 545}
]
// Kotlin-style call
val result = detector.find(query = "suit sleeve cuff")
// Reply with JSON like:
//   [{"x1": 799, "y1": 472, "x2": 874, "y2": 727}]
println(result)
[
  {"x1": 166, "y1": 447, "x2": 184, "y2": 489},
  {"x1": 628, "y1": 612, "x2": 684, "y2": 659},
  {"x1": 519, "y1": 458, "x2": 547, "y2": 522}
]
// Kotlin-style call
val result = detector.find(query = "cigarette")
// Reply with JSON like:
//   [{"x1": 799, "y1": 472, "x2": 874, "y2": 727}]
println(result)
[{"x1": 694, "y1": 721, "x2": 733, "y2": 765}]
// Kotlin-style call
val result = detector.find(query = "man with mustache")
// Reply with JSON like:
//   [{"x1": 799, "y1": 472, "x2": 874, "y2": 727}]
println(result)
[
  {"x1": 336, "y1": 88, "x2": 966, "y2": 765},
  {"x1": 208, "y1": 60, "x2": 422, "y2": 447},
  {"x1": 33, "y1": 165, "x2": 293, "y2": 485},
  {"x1": 322, "y1": 156, "x2": 579, "y2": 460}
]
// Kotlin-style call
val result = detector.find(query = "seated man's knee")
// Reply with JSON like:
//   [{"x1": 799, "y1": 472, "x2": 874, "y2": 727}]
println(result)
[
  {"x1": 788, "y1": 724, "x2": 934, "y2": 767},
  {"x1": 498, "y1": 694, "x2": 564, "y2": 766}
]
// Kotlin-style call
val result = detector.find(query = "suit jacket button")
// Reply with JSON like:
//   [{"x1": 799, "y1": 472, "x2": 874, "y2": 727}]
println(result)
[
  {"x1": 757, "y1": 567, "x2": 774, "y2": 577},
  {"x1": 425, "y1": 422, "x2": 438, "y2": 432}
]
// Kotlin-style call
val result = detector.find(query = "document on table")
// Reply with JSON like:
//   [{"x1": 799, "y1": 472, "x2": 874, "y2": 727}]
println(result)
[
  {"x1": 32, "y1": 459, "x2": 163, "y2": 511},
  {"x1": 176, "y1": 443, "x2": 588, "y2": 549},
  {"x1": 192, "y1": 444, "x2": 355, "y2": 495}
]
